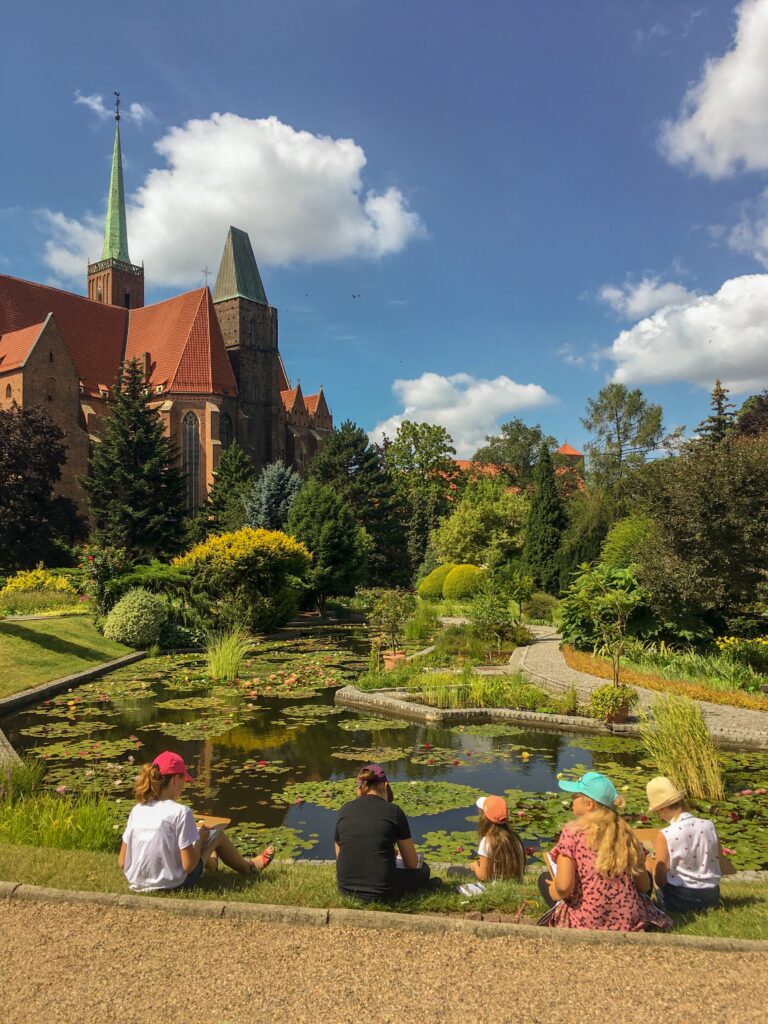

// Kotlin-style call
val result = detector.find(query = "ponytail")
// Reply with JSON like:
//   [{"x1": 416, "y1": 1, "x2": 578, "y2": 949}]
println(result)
[{"x1": 134, "y1": 763, "x2": 166, "y2": 804}]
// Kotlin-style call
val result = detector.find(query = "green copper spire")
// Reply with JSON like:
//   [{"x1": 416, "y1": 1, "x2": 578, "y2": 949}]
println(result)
[
  {"x1": 213, "y1": 227, "x2": 268, "y2": 305},
  {"x1": 101, "y1": 119, "x2": 131, "y2": 263}
]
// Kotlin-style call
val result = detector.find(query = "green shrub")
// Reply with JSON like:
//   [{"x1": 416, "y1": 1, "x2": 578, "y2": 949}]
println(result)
[
  {"x1": 107, "y1": 561, "x2": 192, "y2": 605},
  {"x1": 0, "y1": 793, "x2": 118, "y2": 851},
  {"x1": 587, "y1": 684, "x2": 639, "y2": 722},
  {"x1": 205, "y1": 625, "x2": 253, "y2": 680},
  {"x1": 174, "y1": 528, "x2": 311, "y2": 633},
  {"x1": 368, "y1": 589, "x2": 417, "y2": 653},
  {"x1": 103, "y1": 588, "x2": 167, "y2": 647},
  {"x1": 158, "y1": 618, "x2": 205, "y2": 650},
  {"x1": 600, "y1": 516, "x2": 655, "y2": 569},
  {"x1": 640, "y1": 692, "x2": 724, "y2": 801},
  {"x1": 716, "y1": 635, "x2": 768, "y2": 674},
  {"x1": 442, "y1": 564, "x2": 484, "y2": 600},
  {"x1": 78, "y1": 545, "x2": 132, "y2": 614},
  {"x1": 417, "y1": 564, "x2": 456, "y2": 600},
  {"x1": 522, "y1": 591, "x2": 560, "y2": 623},
  {"x1": 557, "y1": 685, "x2": 580, "y2": 716}
]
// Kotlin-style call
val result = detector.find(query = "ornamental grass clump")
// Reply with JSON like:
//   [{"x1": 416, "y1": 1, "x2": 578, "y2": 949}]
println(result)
[
  {"x1": 0, "y1": 793, "x2": 118, "y2": 852},
  {"x1": 205, "y1": 625, "x2": 253, "y2": 681},
  {"x1": 640, "y1": 692, "x2": 724, "y2": 801}
]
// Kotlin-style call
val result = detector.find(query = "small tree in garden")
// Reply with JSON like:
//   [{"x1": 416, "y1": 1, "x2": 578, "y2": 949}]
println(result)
[
  {"x1": 245, "y1": 461, "x2": 303, "y2": 531},
  {"x1": 561, "y1": 563, "x2": 643, "y2": 686},
  {"x1": 202, "y1": 441, "x2": 253, "y2": 535},
  {"x1": 695, "y1": 380, "x2": 736, "y2": 444},
  {"x1": 82, "y1": 359, "x2": 186, "y2": 559},
  {"x1": 469, "y1": 585, "x2": 513, "y2": 654},
  {"x1": 523, "y1": 443, "x2": 567, "y2": 594},
  {"x1": 286, "y1": 479, "x2": 368, "y2": 614},
  {"x1": 369, "y1": 589, "x2": 416, "y2": 654}
]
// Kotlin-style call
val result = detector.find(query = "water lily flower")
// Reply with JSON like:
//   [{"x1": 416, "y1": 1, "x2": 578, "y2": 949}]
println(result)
[
  {"x1": 55, "y1": 785, "x2": 67, "y2": 794},
  {"x1": 556, "y1": 772, "x2": 564, "y2": 779}
]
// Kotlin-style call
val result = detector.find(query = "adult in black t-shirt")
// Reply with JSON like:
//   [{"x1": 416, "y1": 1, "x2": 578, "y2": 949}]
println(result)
[{"x1": 334, "y1": 764, "x2": 431, "y2": 902}]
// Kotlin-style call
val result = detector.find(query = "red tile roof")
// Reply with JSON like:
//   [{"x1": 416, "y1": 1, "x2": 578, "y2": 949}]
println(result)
[
  {"x1": 557, "y1": 443, "x2": 583, "y2": 457},
  {"x1": 454, "y1": 459, "x2": 500, "y2": 476},
  {"x1": 126, "y1": 288, "x2": 237, "y2": 395},
  {"x1": 304, "y1": 393, "x2": 319, "y2": 414},
  {"x1": 280, "y1": 386, "x2": 302, "y2": 413},
  {"x1": 0, "y1": 320, "x2": 45, "y2": 373},
  {"x1": 0, "y1": 275, "x2": 126, "y2": 392}
]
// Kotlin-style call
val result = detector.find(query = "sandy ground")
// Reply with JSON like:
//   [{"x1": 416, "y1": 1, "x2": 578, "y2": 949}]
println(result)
[{"x1": 2, "y1": 900, "x2": 767, "y2": 1024}]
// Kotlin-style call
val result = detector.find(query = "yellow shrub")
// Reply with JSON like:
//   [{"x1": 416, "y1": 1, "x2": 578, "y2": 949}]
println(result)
[
  {"x1": 175, "y1": 527, "x2": 311, "y2": 573},
  {"x1": 0, "y1": 568, "x2": 76, "y2": 598}
]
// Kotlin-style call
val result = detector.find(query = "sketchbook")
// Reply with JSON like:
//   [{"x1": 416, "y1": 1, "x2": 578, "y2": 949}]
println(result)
[{"x1": 457, "y1": 882, "x2": 487, "y2": 897}]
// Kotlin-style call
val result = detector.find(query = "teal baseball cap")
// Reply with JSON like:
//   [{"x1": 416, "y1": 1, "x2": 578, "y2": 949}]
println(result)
[{"x1": 558, "y1": 771, "x2": 618, "y2": 808}]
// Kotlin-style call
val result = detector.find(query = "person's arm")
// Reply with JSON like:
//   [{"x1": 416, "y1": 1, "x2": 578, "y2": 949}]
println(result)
[
  {"x1": 469, "y1": 855, "x2": 491, "y2": 881},
  {"x1": 118, "y1": 842, "x2": 127, "y2": 870},
  {"x1": 334, "y1": 842, "x2": 341, "y2": 859},
  {"x1": 653, "y1": 831, "x2": 670, "y2": 888},
  {"x1": 550, "y1": 855, "x2": 575, "y2": 899},
  {"x1": 396, "y1": 837, "x2": 419, "y2": 870},
  {"x1": 178, "y1": 811, "x2": 206, "y2": 873},
  {"x1": 633, "y1": 843, "x2": 652, "y2": 893}
]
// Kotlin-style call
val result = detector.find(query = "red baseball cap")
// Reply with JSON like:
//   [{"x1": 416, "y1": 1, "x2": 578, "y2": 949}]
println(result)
[
  {"x1": 476, "y1": 795, "x2": 508, "y2": 824},
  {"x1": 153, "y1": 751, "x2": 194, "y2": 782}
]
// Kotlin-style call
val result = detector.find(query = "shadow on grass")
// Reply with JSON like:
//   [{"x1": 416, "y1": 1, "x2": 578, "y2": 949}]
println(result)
[{"x1": 0, "y1": 621, "x2": 117, "y2": 664}]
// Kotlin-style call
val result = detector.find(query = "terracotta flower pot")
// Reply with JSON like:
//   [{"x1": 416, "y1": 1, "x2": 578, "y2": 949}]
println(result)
[
  {"x1": 382, "y1": 651, "x2": 406, "y2": 672},
  {"x1": 605, "y1": 706, "x2": 630, "y2": 724}
]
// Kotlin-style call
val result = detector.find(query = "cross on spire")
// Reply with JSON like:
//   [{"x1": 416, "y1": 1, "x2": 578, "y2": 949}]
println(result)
[{"x1": 114, "y1": 91, "x2": 121, "y2": 122}]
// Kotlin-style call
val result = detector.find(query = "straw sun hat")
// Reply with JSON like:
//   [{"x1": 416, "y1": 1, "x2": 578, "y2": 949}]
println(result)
[{"x1": 646, "y1": 776, "x2": 686, "y2": 813}]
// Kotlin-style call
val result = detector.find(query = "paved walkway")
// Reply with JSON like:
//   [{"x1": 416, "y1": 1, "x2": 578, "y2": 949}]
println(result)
[
  {"x1": 2, "y1": 900, "x2": 767, "y2": 1024},
  {"x1": 513, "y1": 627, "x2": 768, "y2": 749}
]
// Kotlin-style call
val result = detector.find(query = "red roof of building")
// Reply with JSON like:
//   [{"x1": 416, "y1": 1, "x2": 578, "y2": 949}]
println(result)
[
  {"x1": 0, "y1": 275, "x2": 236, "y2": 397},
  {"x1": 0, "y1": 320, "x2": 46, "y2": 373},
  {"x1": 557, "y1": 443, "x2": 583, "y2": 457},
  {"x1": 454, "y1": 459, "x2": 500, "y2": 476},
  {"x1": 0, "y1": 275, "x2": 126, "y2": 392},
  {"x1": 281, "y1": 386, "x2": 303, "y2": 413},
  {"x1": 126, "y1": 288, "x2": 237, "y2": 395}
]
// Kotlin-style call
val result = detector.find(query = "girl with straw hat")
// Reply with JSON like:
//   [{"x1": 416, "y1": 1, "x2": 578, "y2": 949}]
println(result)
[{"x1": 646, "y1": 776, "x2": 723, "y2": 912}]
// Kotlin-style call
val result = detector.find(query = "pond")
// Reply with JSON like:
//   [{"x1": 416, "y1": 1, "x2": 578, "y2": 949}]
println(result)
[{"x1": 3, "y1": 626, "x2": 767, "y2": 868}]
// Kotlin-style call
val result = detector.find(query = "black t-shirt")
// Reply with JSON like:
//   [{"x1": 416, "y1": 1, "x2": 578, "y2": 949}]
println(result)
[{"x1": 334, "y1": 795, "x2": 411, "y2": 899}]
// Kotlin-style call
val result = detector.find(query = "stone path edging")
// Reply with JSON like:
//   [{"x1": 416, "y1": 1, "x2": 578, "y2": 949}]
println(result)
[{"x1": 1, "y1": 879, "x2": 766, "y2": 951}]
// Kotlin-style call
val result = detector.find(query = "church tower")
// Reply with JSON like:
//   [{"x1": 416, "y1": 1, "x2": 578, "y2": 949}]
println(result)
[
  {"x1": 212, "y1": 226, "x2": 282, "y2": 467},
  {"x1": 87, "y1": 95, "x2": 144, "y2": 309}
]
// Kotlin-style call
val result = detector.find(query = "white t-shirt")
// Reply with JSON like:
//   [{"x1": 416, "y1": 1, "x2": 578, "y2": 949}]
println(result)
[
  {"x1": 478, "y1": 836, "x2": 491, "y2": 859},
  {"x1": 121, "y1": 799, "x2": 200, "y2": 892},
  {"x1": 662, "y1": 812, "x2": 722, "y2": 889}
]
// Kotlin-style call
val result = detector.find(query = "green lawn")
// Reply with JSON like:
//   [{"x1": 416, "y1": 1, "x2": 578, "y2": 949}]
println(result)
[
  {"x1": 0, "y1": 617, "x2": 131, "y2": 696},
  {"x1": 1, "y1": 843, "x2": 766, "y2": 938}
]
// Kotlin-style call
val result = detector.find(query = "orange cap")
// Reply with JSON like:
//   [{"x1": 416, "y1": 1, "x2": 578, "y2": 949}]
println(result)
[{"x1": 476, "y1": 795, "x2": 508, "y2": 824}]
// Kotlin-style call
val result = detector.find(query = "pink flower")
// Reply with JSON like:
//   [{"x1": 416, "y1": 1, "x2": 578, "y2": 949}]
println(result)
[
  {"x1": 422, "y1": 743, "x2": 431, "y2": 750},
  {"x1": 456, "y1": 846, "x2": 463, "y2": 853},
  {"x1": 525, "y1": 846, "x2": 536, "y2": 856},
  {"x1": 55, "y1": 785, "x2": 67, "y2": 794},
  {"x1": 516, "y1": 810, "x2": 526, "y2": 818}
]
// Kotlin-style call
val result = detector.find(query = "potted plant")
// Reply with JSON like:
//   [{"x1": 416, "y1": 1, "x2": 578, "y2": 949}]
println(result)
[
  {"x1": 587, "y1": 683, "x2": 640, "y2": 723},
  {"x1": 368, "y1": 589, "x2": 416, "y2": 671}
]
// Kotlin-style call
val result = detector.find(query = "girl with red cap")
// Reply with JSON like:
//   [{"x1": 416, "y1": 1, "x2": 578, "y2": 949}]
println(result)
[
  {"x1": 469, "y1": 795, "x2": 525, "y2": 882},
  {"x1": 119, "y1": 750, "x2": 274, "y2": 893}
]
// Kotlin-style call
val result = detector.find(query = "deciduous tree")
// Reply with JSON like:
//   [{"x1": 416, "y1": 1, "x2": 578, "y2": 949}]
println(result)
[{"x1": 472, "y1": 418, "x2": 557, "y2": 485}]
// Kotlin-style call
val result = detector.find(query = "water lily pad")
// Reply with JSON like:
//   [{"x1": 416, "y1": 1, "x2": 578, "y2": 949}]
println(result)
[
  {"x1": 419, "y1": 829, "x2": 478, "y2": 862},
  {"x1": 139, "y1": 716, "x2": 242, "y2": 741},
  {"x1": 331, "y1": 746, "x2": 412, "y2": 763},
  {"x1": 34, "y1": 737, "x2": 144, "y2": 761},
  {"x1": 223, "y1": 823, "x2": 318, "y2": 859},
  {"x1": 338, "y1": 717, "x2": 411, "y2": 732},
  {"x1": 155, "y1": 696, "x2": 226, "y2": 711},
  {"x1": 20, "y1": 721, "x2": 115, "y2": 739}
]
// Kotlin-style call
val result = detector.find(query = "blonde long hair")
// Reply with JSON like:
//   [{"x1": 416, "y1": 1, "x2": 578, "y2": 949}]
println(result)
[
  {"x1": 134, "y1": 763, "x2": 176, "y2": 804},
  {"x1": 570, "y1": 798, "x2": 643, "y2": 877}
]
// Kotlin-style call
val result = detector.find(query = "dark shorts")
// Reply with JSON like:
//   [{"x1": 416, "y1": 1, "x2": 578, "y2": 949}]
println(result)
[
  {"x1": 172, "y1": 859, "x2": 204, "y2": 891},
  {"x1": 660, "y1": 882, "x2": 720, "y2": 913},
  {"x1": 340, "y1": 863, "x2": 432, "y2": 904}
]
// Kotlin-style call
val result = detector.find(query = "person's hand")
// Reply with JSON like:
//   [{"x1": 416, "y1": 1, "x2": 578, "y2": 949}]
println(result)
[
  {"x1": 548, "y1": 879, "x2": 559, "y2": 901},
  {"x1": 198, "y1": 825, "x2": 211, "y2": 845}
]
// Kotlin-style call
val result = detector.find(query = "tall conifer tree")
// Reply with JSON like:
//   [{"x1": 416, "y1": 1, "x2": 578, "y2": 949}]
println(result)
[
  {"x1": 82, "y1": 358, "x2": 186, "y2": 558},
  {"x1": 696, "y1": 380, "x2": 736, "y2": 443},
  {"x1": 524, "y1": 443, "x2": 567, "y2": 594},
  {"x1": 203, "y1": 440, "x2": 253, "y2": 535},
  {"x1": 245, "y1": 461, "x2": 303, "y2": 530}
]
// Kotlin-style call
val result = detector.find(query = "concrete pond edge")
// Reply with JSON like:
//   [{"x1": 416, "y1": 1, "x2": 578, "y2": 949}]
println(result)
[{"x1": 1, "y1": 879, "x2": 767, "y2": 952}]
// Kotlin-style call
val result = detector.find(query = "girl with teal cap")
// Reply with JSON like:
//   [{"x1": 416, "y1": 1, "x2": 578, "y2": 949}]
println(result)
[{"x1": 537, "y1": 771, "x2": 672, "y2": 931}]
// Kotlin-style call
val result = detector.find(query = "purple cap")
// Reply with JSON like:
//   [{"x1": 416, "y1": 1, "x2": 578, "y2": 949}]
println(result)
[{"x1": 360, "y1": 763, "x2": 388, "y2": 782}]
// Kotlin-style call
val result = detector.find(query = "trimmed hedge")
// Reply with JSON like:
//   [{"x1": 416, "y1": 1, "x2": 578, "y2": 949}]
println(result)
[
  {"x1": 103, "y1": 588, "x2": 167, "y2": 647},
  {"x1": 442, "y1": 564, "x2": 484, "y2": 600},
  {"x1": 417, "y1": 563, "x2": 456, "y2": 601}
]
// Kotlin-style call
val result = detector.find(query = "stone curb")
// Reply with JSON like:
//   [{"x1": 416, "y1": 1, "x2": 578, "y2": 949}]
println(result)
[
  {"x1": 0, "y1": 651, "x2": 146, "y2": 717},
  {"x1": 3, "y1": 881, "x2": 768, "y2": 951}
]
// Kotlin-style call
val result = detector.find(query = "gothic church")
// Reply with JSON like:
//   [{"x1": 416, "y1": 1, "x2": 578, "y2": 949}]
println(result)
[{"x1": 0, "y1": 114, "x2": 333, "y2": 514}]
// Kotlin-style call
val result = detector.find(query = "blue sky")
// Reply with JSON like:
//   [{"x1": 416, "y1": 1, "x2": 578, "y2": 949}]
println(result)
[{"x1": 3, "y1": 0, "x2": 768, "y2": 455}]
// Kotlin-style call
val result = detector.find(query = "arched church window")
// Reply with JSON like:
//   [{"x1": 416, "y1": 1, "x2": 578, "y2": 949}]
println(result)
[
  {"x1": 49, "y1": 350, "x2": 54, "y2": 363},
  {"x1": 182, "y1": 411, "x2": 201, "y2": 513},
  {"x1": 220, "y1": 413, "x2": 233, "y2": 450},
  {"x1": 47, "y1": 379, "x2": 56, "y2": 402},
  {"x1": 5, "y1": 384, "x2": 11, "y2": 399}
]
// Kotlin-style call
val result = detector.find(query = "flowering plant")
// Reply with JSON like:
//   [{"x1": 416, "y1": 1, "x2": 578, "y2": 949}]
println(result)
[
  {"x1": 77, "y1": 545, "x2": 131, "y2": 614},
  {"x1": 715, "y1": 635, "x2": 768, "y2": 674}
]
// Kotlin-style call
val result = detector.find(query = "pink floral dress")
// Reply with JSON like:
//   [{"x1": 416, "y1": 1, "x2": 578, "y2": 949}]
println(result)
[{"x1": 542, "y1": 825, "x2": 672, "y2": 931}]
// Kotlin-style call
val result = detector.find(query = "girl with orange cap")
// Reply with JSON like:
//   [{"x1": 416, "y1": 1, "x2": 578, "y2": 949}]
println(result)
[{"x1": 469, "y1": 795, "x2": 526, "y2": 882}]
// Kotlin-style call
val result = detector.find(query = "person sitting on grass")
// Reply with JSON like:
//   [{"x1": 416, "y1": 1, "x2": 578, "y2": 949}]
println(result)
[
  {"x1": 334, "y1": 764, "x2": 432, "y2": 903},
  {"x1": 537, "y1": 770, "x2": 672, "y2": 932},
  {"x1": 646, "y1": 776, "x2": 723, "y2": 913},
  {"x1": 119, "y1": 750, "x2": 274, "y2": 893},
  {"x1": 468, "y1": 795, "x2": 525, "y2": 882}
]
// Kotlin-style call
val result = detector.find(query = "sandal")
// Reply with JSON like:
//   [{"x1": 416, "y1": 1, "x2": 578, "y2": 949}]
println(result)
[{"x1": 250, "y1": 845, "x2": 275, "y2": 873}]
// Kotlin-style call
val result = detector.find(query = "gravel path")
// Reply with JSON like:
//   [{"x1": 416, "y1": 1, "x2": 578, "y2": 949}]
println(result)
[
  {"x1": 3, "y1": 900, "x2": 768, "y2": 1024},
  {"x1": 514, "y1": 627, "x2": 768, "y2": 748}
]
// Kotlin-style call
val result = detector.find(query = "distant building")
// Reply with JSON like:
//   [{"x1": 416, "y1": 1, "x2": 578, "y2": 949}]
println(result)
[{"x1": 0, "y1": 115, "x2": 332, "y2": 514}]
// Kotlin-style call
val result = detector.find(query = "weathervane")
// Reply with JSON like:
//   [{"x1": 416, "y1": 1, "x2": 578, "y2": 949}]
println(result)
[{"x1": 114, "y1": 91, "x2": 121, "y2": 122}]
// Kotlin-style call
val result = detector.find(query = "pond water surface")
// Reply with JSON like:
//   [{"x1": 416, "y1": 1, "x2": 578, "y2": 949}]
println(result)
[{"x1": 3, "y1": 626, "x2": 767, "y2": 867}]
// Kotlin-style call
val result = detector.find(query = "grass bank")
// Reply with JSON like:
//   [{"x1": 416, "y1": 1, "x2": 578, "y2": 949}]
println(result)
[
  {"x1": 0, "y1": 617, "x2": 131, "y2": 697},
  {"x1": 0, "y1": 844, "x2": 766, "y2": 937},
  {"x1": 563, "y1": 646, "x2": 768, "y2": 712}
]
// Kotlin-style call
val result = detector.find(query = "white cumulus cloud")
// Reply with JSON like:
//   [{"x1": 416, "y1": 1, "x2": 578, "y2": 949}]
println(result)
[
  {"x1": 659, "y1": 0, "x2": 768, "y2": 178},
  {"x1": 605, "y1": 273, "x2": 768, "y2": 391},
  {"x1": 42, "y1": 113, "x2": 425, "y2": 285},
  {"x1": 75, "y1": 91, "x2": 153, "y2": 126},
  {"x1": 729, "y1": 188, "x2": 768, "y2": 267},
  {"x1": 369, "y1": 372, "x2": 555, "y2": 458},
  {"x1": 599, "y1": 277, "x2": 697, "y2": 319}
]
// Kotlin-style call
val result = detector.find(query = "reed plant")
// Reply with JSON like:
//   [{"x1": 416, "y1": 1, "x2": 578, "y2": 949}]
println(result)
[
  {"x1": 640, "y1": 692, "x2": 724, "y2": 801},
  {"x1": 0, "y1": 793, "x2": 119, "y2": 851},
  {"x1": 204, "y1": 625, "x2": 253, "y2": 681},
  {"x1": 626, "y1": 645, "x2": 762, "y2": 694},
  {"x1": 0, "y1": 757, "x2": 46, "y2": 802},
  {"x1": 404, "y1": 601, "x2": 439, "y2": 644}
]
